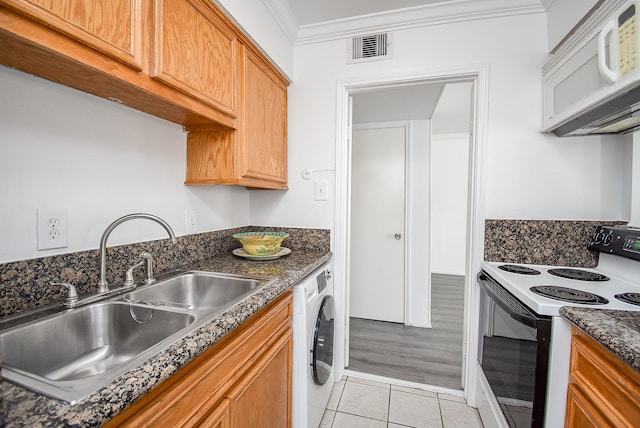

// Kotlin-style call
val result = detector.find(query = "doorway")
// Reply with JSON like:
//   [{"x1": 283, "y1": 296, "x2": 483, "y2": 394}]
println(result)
[
  {"x1": 347, "y1": 82, "x2": 470, "y2": 390},
  {"x1": 333, "y1": 66, "x2": 488, "y2": 404}
]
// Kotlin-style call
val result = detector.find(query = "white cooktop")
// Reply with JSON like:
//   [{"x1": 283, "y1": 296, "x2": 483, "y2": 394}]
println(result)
[{"x1": 481, "y1": 256, "x2": 640, "y2": 316}]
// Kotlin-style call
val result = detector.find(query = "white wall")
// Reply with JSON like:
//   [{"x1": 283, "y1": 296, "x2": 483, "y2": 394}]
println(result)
[
  {"x1": 430, "y1": 82, "x2": 472, "y2": 276},
  {"x1": 215, "y1": 0, "x2": 294, "y2": 79},
  {"x1": 0, "y1": 66, "x2": 250, "y2": 263},
  {"x1": 407, "y1": 120, "x2": 431, "y2": 327},
  {"x1": 250, "y1": 12, "x2": 626, "y2": 232},
  {"x1": 0, "y1": 0, "x2": 294, "y2": 264},
  {"x1": 546, "y1": 0, "x2": 599, "y2": 51},
  {"x1": 430, "y1": 134, "x2": 470, "y2": 275},
  {"x1": 626, "y1": 133, "x2": 640, "y2": 226}
]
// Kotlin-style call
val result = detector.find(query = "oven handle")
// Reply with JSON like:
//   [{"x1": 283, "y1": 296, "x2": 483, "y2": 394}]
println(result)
[{"x1": 477, "y1": 271, "x2": 539, "y2": 329}]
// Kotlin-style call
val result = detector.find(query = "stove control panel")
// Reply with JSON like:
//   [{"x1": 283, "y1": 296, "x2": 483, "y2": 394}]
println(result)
[{"x1": 588, "y1": 226, "x2": 640, "y2": 262}]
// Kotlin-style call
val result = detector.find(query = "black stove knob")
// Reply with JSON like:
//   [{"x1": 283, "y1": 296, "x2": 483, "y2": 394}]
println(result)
[{"x1": 593, "y1": 230, "x2": 604, "y2": 244}]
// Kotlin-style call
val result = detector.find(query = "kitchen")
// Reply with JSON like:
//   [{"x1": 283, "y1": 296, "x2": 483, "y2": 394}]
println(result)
[{"x1": 1, "y1": 0, "x2": 639, "y2": 427}]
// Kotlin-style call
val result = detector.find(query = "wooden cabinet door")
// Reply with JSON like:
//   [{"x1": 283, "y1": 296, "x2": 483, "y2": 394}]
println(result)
[
  {"x1": 240, "y1": 49, "x2": 288, "y2": 188},
  {"x1": 565, "y1": 384, "x2": 610, "y2": 428},
  {"x1": 2, "y1": 0, "x2": 144, "y2": 69},
  {"x1": 566, "y1": 328, "x2": 640, "y2": 428},
  {"x1": 153, "y1": 0, "x2": 237, "y2": 115},
  {"x1": 227, "y1": 327, "x2": 292, "y2": 428},
  {"x1": 103, "y1": 291, "x2": 293, "y2": 428},
  {"x1": 201, "y1": 399, "x2": 231, "y2": 428}
]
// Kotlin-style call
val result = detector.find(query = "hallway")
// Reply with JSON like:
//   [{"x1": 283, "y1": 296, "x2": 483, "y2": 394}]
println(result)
[{"x1": 348, "y1": 274, "x2": 464, "y2": 388}]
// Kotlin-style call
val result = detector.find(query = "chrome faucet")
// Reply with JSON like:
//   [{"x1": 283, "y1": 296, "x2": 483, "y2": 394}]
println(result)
[{"x1": 98, "y1": 213, "x2": 177, "y2": 292}]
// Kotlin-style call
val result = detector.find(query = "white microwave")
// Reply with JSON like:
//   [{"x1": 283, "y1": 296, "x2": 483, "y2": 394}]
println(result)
[{"x1": 542, "y1": 0, "x2": 640, "y2": 136}]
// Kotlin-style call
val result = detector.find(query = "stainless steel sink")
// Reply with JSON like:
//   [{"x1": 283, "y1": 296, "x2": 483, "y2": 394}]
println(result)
[
  {"x1": 0, "y1": 301, "x2": 194, "y2": 403},
  {"x1": 124, "y1": 271, "x2": 264, "y2": 310},
  {"x1": 0, "y1": 271, "x2": 272, "y2": 404}
]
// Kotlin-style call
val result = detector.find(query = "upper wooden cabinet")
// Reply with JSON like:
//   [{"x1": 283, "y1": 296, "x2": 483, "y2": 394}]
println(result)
[
  {"x1": 0, "y1": 0, "x2": 289, "y2": 189},
  {"x1": 241, "y1": 49, "x2": 288, "y2": 188},
  {"x1": 153, "y1": 0, "x2": 237, "y2": 115},
  {"x1": 185, "y1": 45, "x2": 288, "y2": 189},
  {"x1": 1, "y1": 0, "x2": 144, "y2": 70}
]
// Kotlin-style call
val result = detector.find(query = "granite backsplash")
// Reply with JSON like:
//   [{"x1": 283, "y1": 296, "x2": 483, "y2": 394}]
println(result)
[
  {"x1": 484, "y1": 219, "x2": 627, "y2": 267},
  {"x1": 0, "y1": 227, "x2": 330, "y2": 318}
]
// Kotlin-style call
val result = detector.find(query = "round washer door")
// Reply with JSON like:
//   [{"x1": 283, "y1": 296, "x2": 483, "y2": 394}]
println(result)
[{"x1": 311, "y1": 295, "x2": 335, "y2": 385}]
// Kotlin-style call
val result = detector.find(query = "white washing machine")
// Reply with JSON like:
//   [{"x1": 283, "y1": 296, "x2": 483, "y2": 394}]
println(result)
[{"x1": 292, "y1": 261, "x2": 335, "y2": 428}]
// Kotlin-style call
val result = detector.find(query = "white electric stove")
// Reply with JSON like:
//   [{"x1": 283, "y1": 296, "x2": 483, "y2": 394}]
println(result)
[
  {"x1": 481, "y1": 255, "x2": 640, "y2": 317},
  {"x1": 478, "y1": 225, "x2": 640, "y2": 428}
]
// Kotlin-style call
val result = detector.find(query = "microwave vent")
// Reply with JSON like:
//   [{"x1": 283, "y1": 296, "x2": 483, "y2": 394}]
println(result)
[{"x1": 347, "y1": 33, "x2": 392, "y2": 64}]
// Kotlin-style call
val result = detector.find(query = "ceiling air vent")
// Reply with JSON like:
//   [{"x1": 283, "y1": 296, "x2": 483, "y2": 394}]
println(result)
[{"x1": 347, "y1": 33, "x2": 393, "y2": 64}]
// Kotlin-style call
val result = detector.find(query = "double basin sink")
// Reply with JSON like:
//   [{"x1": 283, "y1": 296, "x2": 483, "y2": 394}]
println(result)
[{"x1": 0, "y1": 271, "x2": 273, "y2": 404}]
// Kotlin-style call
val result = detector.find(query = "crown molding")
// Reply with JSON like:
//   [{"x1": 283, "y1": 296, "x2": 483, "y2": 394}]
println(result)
[
  {"x1": 540, "y1": 0, "x2": 556, "y2": 9},
  {"x1": 261, "y1": 0, "x2": 299, "y2": 44},
  {"x1": 265, "y1": 0, "x2": 546, "y2": 46}
]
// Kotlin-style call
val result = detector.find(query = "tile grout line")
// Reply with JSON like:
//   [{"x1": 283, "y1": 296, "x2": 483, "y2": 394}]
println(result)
[{"x1": 387, "y1": 381, "x2": 392, "y2": 425}]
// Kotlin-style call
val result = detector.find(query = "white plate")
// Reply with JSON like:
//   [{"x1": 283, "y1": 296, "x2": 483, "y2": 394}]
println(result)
[{"x1": 232, "y1": 247, "x2": 291, "y2": 260}]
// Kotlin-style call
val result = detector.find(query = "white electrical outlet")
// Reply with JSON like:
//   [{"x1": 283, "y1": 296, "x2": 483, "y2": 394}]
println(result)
[
  {"x1": 37, "y1": 209, "x2": 68, "y2": 250},
  {"x1": 185, "y1": 209, "x2": 198, "y2": 235}
]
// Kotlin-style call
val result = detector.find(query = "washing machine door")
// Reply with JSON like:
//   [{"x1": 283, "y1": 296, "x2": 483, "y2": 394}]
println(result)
[{"x1": 311, "y1": 295, "x2": 335, "y2": 385}]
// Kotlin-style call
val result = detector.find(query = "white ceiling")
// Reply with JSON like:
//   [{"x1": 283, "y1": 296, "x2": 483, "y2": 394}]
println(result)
[
  {"x1": 351, "y1": 81, "x2": 473, "y2": 134},
  {"x1": 284, "y1": 0, "x2": 477, "y2": 27},
  {"x1": 281, "y1": 0, "x2": 551, "y2": 26},
  {"x1": 352, "y1": 83, "x2": 445, "y2": 125}
]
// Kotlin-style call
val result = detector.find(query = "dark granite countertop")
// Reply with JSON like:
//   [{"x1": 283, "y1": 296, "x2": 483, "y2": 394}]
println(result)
[
  {"x1": 2, "y1": 250, "x2": 331, "y2": 427},
  {"x1": 560, "y1": 307, "x2": 640, "y2": 372}
]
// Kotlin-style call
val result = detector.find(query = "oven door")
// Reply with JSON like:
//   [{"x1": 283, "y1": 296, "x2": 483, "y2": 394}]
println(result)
[{"x1": 477, "y1": 272, "x2": 552, "y2": 428}]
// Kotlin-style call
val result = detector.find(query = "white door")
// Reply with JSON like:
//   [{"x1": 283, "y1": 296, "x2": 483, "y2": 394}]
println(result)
[{"x1": 350, "y1": 126, "x2": 405, "y2": 323}]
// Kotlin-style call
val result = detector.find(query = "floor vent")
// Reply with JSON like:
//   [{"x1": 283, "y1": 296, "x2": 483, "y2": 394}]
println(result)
[{"x1": 347, "y1": 33, "x2": 393, "y2": 64}]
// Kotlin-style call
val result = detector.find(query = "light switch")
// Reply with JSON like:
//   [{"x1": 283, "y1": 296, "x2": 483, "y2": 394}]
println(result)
[{"x1": 315, "y1": 180, "x2": 328, "y2": 201}]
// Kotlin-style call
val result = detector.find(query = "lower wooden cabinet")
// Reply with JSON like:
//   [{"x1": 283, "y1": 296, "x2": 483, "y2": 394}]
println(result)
[
  {"x1": 227, "y1": 329, "x2": 291, "y2": 427},
  {"x1": 105, "y1": 290, "x2": 293, "y2": 428},
  {"x1": 565, "y1": 327, "x2": 640, "y2": 428}
]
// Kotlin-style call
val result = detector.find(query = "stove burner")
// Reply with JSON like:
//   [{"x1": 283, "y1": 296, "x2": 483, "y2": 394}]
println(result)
[
  {"x1": 498, "y1": 264, "x2": 541, "y2": 275},
  {"x1": 547, "y1": 268, "x2": 609, "y2": 282},
  {"x1": 615, "y1": 293, "x2": 640, "y2": 307},
  {"x1": 530, "y1": 286, "x2": 609, "y2": 305}
]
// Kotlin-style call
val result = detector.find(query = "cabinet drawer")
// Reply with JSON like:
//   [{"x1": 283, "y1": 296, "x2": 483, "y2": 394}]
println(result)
[
  {"x1": 569, "y1": 329, "x2": 640, "y2": 427},
  {"x1": 565, "y1": 383, "x2": 612, "y2": 428}
]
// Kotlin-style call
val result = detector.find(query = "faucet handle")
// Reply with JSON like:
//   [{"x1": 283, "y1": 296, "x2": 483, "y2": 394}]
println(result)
[
  {"x1": 51, "y1": 282, "x2": 78, "y2": 307},
  {"x1": 124, "y1": 260, "x2": 145, "y2": 286}
]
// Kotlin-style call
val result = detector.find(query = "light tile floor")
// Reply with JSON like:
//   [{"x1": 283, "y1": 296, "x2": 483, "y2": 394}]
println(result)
[{"x1": 320, "y1": 377, "x2": 484, "y2": 428}]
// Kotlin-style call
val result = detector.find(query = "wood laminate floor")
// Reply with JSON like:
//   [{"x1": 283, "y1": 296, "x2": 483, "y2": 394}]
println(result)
[{"x1": 348, "y1": 274, "x2": 465, "y2": 389}]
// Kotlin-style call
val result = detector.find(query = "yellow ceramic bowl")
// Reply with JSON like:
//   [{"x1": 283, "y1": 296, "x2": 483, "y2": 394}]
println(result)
[{"x1": 233, "y1": 231, "x2": 289, "y2": 256}]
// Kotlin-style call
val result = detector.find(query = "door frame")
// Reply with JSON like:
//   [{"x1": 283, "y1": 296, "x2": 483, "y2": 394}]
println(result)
[
  {"x1": 333, "y1": 63, "x2": 489, "y2": 406},
  {"x1": 351, "y1": 121, "x2": 411, "y2": 325}
]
